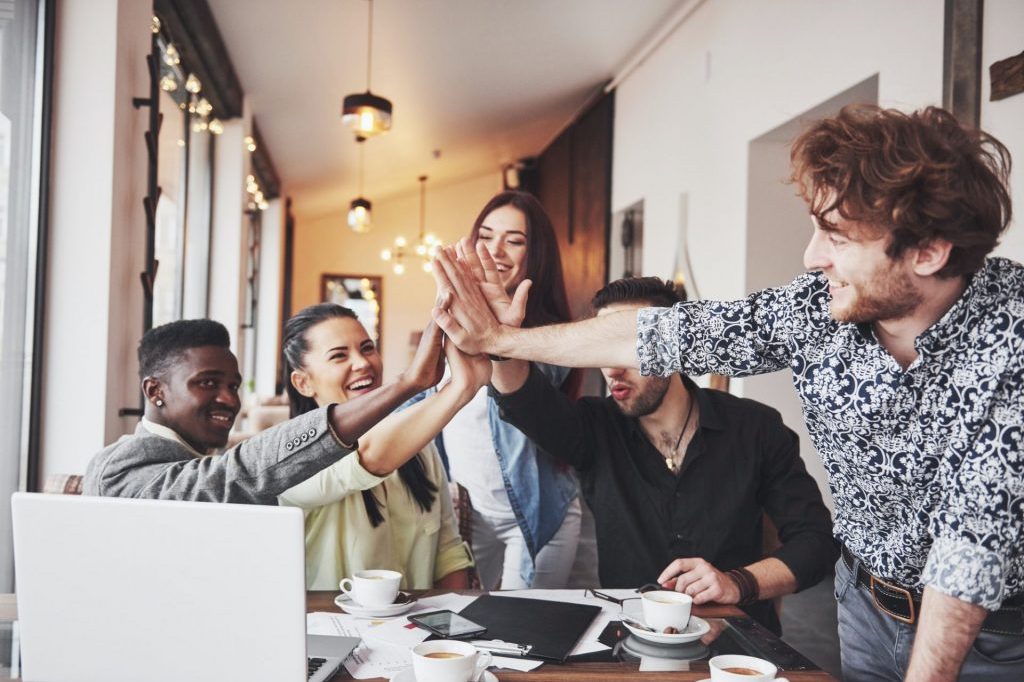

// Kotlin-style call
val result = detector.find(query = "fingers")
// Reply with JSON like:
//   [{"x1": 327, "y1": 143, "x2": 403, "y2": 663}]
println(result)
[
  {"x1": 507, "y1": 280, "x2": 532, "y2": 327},
  {"x1": 475, "y1": 239, "x2": 502, "y2": 287},
  {"x1": 458, "y1": 237, "x2": 486, "y2": 283},
  {"x1": 657, "y1": 557, "x2": 699, "y2": 585}
]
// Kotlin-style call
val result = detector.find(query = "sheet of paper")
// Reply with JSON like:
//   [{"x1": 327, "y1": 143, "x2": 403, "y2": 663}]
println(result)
[
  {"x1": 364, "y1": 592, "x2": 480, "y2": 649},
  {"x1": 490, "y1": 655, "x2": 545, "y2": 672},
  {"x1": 307, "y1": 612, "x2": 411, "y2": 679}
]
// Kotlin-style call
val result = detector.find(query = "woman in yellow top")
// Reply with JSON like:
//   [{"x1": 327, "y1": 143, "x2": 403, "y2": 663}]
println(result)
[{"x1": 278, "y1": 304, "x2": 489, "y2": 590}]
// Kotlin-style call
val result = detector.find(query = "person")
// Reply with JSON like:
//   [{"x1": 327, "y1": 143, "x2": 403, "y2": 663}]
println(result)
[
  {"x1": 414, "y1": 190, "x2": 582, "y2": 590},
  {"x1": 486, "y1": 274, "x2": 835, "y2": 633},
  {"x1": 432, "y1": 105, "x2": 1024, "y2": 681},
  {"x1": 84, "y1": 318, "x2": 445, "y2": 504},
  {"x1": 277, "y1": 303, "x2": 485, "y2": 590}
]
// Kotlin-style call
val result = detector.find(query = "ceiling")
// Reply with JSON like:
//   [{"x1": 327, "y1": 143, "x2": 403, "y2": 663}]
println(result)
[{"x1": 209, "y1": 0, "x2": 682, "y2": 218}]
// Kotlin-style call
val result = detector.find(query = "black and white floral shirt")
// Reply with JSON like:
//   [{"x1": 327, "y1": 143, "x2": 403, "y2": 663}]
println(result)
[{"x1": 637, "y1": 257, "x2": 1024, "y2": 611}]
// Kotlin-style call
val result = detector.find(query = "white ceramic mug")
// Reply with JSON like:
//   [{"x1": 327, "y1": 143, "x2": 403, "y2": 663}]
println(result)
[
  {"x1": 411, "y1": 640, "x2": 492, "y2": 682},
  {"x1": 640, "y1": 590, "x2": 692, "y2": 631},
  {"x1": 709, "y1": 654, "x2": 790, "y2": 681},
  {"x1": 338, "y1": 569, "x2": 401, "y2": 608}
]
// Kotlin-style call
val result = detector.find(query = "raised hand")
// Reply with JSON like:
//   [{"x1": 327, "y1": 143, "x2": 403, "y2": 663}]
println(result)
[
  {"x1": 401, "y1": 320, "x2": 446, "y2": 392},
  {"x1": 657, "y1": 557, "x2": 741, "y2": 605},
  {"x1": 455, "y1": 237, "x2": 531, "y2": 329},
  {"x1": 431, "y1": 246, "x2": 501, "y2": 355},
  {"x1": 444, "y1": 337, "x2": 492, "y2": 395}
]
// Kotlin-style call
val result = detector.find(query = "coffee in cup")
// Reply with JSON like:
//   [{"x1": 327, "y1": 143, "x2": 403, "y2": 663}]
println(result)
[
  {"x1": 640, "y1": 590, "x2": 692, "y2": 632},
  {"x1": 709, "y1": 654, "x2": 790, "y2": 681},
  {"x1": 338, "y1": 569, "x2": 401, "y2": 608},
  {"x1": 412, "y1": 640, "x2": 491, "y2": 682}
]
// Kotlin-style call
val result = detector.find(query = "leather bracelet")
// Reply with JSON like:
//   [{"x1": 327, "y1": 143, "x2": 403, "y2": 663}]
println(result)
[
  {"x1": 726, "y1": 567, "x2": 759, "y2": 605},
  {"x1": 488, "y1": 354, "x2": 509, "y2": 362}
]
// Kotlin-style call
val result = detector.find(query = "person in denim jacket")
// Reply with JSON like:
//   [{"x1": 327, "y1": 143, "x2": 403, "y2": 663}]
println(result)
[{"x1": 410, "y1": 191, "x2": 581, "y2": 589}]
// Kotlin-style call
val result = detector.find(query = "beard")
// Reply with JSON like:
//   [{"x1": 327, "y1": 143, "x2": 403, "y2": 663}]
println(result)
[
  {"x1": 831, "y1": 262, "x2": 923, "y2": 324},
  {"x1": 616, "y1": 378, "x2": 672, "y2": 417}
]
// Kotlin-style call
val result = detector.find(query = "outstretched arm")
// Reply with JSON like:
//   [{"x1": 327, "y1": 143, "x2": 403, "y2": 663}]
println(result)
[{"x1": 432, "y1": 245, "x2": 638, "y2": 369}]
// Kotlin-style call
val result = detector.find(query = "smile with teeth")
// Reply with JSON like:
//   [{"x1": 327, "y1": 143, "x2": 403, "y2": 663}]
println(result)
[
  {"x1": 347, "y1": 377, "x2": 374, "y2": 391},
  {"x1": 208, "y1": 413, "x2": 233, "y2": 424},
  {"x1": 828, "y1": 279, "x2": 850, "y2": 289},
  {"x1": 495, "y1": 264, "x2": 510, "y2": 272}
]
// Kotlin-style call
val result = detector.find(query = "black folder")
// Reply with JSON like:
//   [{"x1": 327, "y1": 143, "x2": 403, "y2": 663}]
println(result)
[{"x1": 458, "y1": 594, "x2": 602, "y2": 662}]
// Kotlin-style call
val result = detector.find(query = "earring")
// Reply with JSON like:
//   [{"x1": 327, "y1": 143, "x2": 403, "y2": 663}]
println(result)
[{"x1": 155, "y1": 399, "x2": 164, "y2": 407}]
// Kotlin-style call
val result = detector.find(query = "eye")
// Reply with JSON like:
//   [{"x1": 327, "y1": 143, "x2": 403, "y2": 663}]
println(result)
[
  {"x1": 477, "y1": 234, "x2": 492, "y2": 242},
  {"x1": 827, "y1": 233, "x2": 845, "y2": 246},
  {"x1": 360, "y1": 342, "x2": 377, "y2": 355},
  {"x1": 198, "y1": 379, "x2": 217, "y2": 389},
  {"x1": 228, "y1": 382, "x2": 240, "y2": 392},
  {"x1": 507, "y1": 239, "x2": 526, "y2": 247},
  {"x1": 330, "y1": 352, "x2": 349, "y2": 362}
]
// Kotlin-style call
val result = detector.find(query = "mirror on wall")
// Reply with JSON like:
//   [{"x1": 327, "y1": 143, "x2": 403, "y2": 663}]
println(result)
[{"x1": 321, "y1": 274, "x2": 383, "y2": 350}]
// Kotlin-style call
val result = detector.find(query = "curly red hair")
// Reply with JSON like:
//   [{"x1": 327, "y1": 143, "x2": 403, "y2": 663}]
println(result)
[{"x1": 791, "y1": 105, "x2": 1012, "y2": 278}]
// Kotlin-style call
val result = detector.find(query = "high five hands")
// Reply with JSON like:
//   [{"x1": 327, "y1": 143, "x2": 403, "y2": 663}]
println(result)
[{"x1": 431, "y1": 237, "x2": 532, "y2": 355}]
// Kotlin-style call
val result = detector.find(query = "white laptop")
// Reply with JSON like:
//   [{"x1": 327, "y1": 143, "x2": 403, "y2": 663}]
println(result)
[{"x1": 11, "y1": 493, "x2": 359, "y2": 682}]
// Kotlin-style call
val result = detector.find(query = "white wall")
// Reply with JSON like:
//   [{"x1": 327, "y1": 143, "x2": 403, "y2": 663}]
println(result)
[
  {"x1": 292, "y1": 172, "x2": 502, "y2": 381},
  {"x1": 255, "y1": 197, "x2": 284, "y2": 395},
  {"x1": 41, "y1": 0, "x2": 149, "y2": 478},
  {"x1": 983, "y1": 0, "x2": 1024, "y2": 264}
]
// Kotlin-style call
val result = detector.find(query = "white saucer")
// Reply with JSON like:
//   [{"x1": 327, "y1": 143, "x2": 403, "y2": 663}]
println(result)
[
  {"x1": 334, "y1": 592, "x2": 416, "y2": 618},
  {"x1": 390, "y1": 668, "x2": 498, "y2": 682},
  {"x1": 622, "y1": 615, "x2": 711, "y2": 645}
]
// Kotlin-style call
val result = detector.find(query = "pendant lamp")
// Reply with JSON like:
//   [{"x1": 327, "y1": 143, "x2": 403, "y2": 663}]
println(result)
[
  {"x1": 348, "y1": 137, "x2": 372, "y2": 233},
  {"x1": 342, "y1": 0, "x2": 392, "y2": 138}
]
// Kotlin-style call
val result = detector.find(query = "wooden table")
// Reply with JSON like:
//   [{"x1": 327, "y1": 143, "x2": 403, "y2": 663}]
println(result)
[
  {"x1": 306, "y1": 591, "x2": 837, "y2": 681},
  {"x1": 0, "y1": 593, "x2": 836, "y2": 681}
]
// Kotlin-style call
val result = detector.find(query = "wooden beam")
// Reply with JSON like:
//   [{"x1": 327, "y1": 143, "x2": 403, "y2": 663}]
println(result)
[
  {"x1": 250, "y1": 120, "x2": 281, "y2": 199},
  {"x1": 942, "y1": 0, "x2": 983, "y2": 126},
  {"x1": 990, "y1": 50, "x2": 1024, "y2": 101}
]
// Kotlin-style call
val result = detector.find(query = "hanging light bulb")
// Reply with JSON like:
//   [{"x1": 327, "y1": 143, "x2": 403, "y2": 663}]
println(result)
[
  {"x1": 159, "y1": 75, "x2": 178, "y2": 92},
  {"x1": 184, "y1": 73, "x2": 202, "y2": 93},
  {"x1": 341, "y1": 0, "x2": 393, "y2": 138},
  {"x1": 347, "y1": 137, "x2": 373, "y2": 233},
  {"x1": 208, "y1": 118, "x2": 224, "y2": 135}
]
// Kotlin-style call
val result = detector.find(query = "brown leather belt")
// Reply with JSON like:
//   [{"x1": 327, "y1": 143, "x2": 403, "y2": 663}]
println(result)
[{"x1": 841, "y1": 544, "x2": 1024, "y2": 636}]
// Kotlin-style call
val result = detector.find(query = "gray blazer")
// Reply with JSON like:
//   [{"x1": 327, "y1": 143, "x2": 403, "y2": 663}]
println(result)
[{"x1": 83, "y1": 406, "x2": 354, "y2": 504}]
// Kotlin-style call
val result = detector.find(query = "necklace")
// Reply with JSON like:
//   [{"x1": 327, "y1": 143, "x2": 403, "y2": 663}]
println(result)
[{"x1": 665, "y1": 390, "x2": 696, "y2": 473}]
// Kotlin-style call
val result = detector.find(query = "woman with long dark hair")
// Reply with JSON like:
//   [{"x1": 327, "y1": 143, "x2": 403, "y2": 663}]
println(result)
[
  {"x1": 278, "y1": 305, "x2": 490, "y2": 590},
  {"x1": 415, "y1": 190, "x2": 582, "y2": 589}
]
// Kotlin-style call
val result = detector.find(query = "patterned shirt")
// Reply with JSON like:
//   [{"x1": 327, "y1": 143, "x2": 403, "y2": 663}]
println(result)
[{"x1": 636, "y1": 257, "x2": 1024, "y2": 611}]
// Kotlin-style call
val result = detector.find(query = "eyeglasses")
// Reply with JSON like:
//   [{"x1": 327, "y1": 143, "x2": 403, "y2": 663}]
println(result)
[{"x1": 585, "y1": 584, "x2": 663, "y2": 609}]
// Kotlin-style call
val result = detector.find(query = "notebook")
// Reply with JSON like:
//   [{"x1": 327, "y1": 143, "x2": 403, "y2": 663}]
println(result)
[
  {"x1": 458, "y1": 594, "x2": 602, "y2": 662},
  {"x1": 11, "y1": 493, "x2": 359, "y2": 682}
]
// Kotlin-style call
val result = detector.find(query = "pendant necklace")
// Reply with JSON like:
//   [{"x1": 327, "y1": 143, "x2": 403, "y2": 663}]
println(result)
[{"x1": 665, "y1": 391, "x2": 696, "y2": 473}]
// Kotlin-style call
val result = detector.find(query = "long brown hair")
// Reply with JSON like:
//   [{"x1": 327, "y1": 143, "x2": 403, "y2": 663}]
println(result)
[
  {"x1": 791, "y1": 104, "x2": 1012, "y2": 278},
  {"x1": 470, "y1": 191, "x2": 580, "y2": 397}
]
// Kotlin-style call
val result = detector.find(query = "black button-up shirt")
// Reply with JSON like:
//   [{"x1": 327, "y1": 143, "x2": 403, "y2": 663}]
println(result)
[{"x1": 492, "y1": 366, "x2": 837, "y2": 633}]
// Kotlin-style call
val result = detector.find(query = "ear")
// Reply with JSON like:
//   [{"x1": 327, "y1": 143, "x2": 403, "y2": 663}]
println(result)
[
  {"x1": 142, "y1": 377, "x2": 163, "y2": 407},
  {"x1": 911, "y1": 238, "x2": 954, "y2": 277},
  {"x1": 290, "y1": 369, "x2": 316, "y2": 399}
]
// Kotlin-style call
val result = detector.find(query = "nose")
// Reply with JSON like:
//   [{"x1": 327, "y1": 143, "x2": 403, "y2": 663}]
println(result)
[
  {"x1": 803, "y1": 228, "x2": 830, "y2": 272},
  {"x1": 605, "y1": 366, "x2": 625, "y2": 380},
  {"x1": 489, "y1": 237, "x2": 507, "y2": 259},
  {"x1": 350, "y1": 351, "x2": 371, "y2": 371},
  {"x1": 217, "y1": 384, "x2": 241, "y2": 412}
]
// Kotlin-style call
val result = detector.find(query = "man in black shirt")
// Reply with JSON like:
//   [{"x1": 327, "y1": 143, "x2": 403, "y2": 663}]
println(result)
[{"x1": 489, "y1": 277, "x2": 837, "y2": 633}]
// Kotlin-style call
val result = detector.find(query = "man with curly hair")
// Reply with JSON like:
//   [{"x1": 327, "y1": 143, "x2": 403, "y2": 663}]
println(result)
[{"x1": 433, "y1": 105, "x2": 1023, "y2": 681}]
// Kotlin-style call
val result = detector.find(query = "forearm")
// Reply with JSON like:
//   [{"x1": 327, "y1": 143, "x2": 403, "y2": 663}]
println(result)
[
  {"x1": 327, "y1": 374, "x2": 429, "y2": 446},
  {"x1": 434, "y1": 569, "x2": 470, "y2": 589},
  {"x1": 905, "y1": 588, "x2": 986, "y2": 682},
  {"x1": 743, "y1": 557, "x2": 798, "y2": 602},
  {"x1": 357, "y1": 381, "x2": 474, "y2": 476},
  {"x1": 489, "y1": 359, "x2": 530, "y2": 393},
  {"x1": 486, "y1": 312, "x2": 639, "y2": 369}
]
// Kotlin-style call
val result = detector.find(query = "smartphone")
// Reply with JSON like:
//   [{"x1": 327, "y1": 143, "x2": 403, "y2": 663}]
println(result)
[{"x1": 408, "y1": 609, "x2": 487, "y2": 639}]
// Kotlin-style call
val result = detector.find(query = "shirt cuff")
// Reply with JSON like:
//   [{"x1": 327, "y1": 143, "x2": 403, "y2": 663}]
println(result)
[
  {"x1": 434, "y1": 540, "x2": 474, "y2": 582},
  {"x1": 921, "y1": 535, "x2": 1007, "y2": 610},
  {"x1": 637, "y1": 306, "x2": 682, "y2": 377}
]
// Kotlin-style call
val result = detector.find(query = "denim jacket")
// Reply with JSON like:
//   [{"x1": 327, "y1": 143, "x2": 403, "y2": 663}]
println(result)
[{"x1": 403, "y1": 362, "x2": 578, "y2": 585}]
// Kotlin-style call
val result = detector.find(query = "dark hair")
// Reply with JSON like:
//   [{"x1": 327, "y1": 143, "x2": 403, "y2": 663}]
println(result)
[
  {"x1": 470, "y1": 191, "x2": 580, "y2": 397},
  {"x1": 282, "y1": 303, "x2": 436, "y2": 527},
  {"x1": 791, "y1": 104, "x2": 1012, "y2": 278},
  {"x1": 138, "y1": 319, "x2": 231, "y2": 381},
  {"x1": 591, "y1": 277, "x2": 686, "y2": 312}
]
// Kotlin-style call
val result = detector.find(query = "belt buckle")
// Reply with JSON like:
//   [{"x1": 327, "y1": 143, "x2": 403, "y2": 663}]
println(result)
[{"x1": 869, "y1": 574, "x2": 916, "y2": 625}]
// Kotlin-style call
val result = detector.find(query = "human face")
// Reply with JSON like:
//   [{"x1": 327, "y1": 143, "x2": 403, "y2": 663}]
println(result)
[
  {"x1": 294, "y1": 316, "x2": 383, "y2": 406},
  {"x1": 597, "y1": 303, "x2": 673, "y2": 417},
  {"x1": 154, "y1": 346, "x2": 242, "y2": 452},
  {"x1": 476, "y1": 204, "x2": 528, "y2": 292},
  {"x1": 803, "y1": 211, "x2": 922, "y2": 324}
]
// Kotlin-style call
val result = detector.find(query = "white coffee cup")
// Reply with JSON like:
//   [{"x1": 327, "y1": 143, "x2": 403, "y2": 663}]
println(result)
[
  {"x1": 411, "y1": 640, "x2": 492, "y2": 682},
  {"x1": 640, "y1": 590, "x2": 693, "y2": 631},
  {"x1": 338, "y1": 569, "x2": 401, "y2": 608},
  {"x1": 709, "y1": 654, "x2": 790, "y2": 681}
]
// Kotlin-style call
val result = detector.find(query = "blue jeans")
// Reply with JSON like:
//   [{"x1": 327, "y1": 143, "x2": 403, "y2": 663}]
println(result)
[{"x1": 835, "y1": 558, "x2": 1024, "y2": 681}]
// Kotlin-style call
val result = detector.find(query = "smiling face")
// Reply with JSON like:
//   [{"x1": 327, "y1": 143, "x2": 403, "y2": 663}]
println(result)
[
  {"x1": 803, "y1": 211, "x2": 923, "y2": 324},
  {"x1": 476, "y1": 204, "x2": 528, "y2": 292},
  {"x1": 291, "y1": 316, "x2": 383, "y2": 406},
  {"x1": 149, "y1": 346, "x2": 242, "y2": 452},
  {"x1": 597, "y1": 303, "x2": 673, "y2": 417}
]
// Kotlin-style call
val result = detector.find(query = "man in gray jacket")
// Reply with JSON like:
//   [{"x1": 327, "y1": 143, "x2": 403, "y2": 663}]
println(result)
[{"x1": 84, "y1": 318, "x2": 444, "y2": 504}]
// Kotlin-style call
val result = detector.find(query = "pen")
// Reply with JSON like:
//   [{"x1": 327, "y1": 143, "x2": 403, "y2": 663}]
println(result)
[{"x1": 469, "y1": 639, "x2": 533, "y2": 657}]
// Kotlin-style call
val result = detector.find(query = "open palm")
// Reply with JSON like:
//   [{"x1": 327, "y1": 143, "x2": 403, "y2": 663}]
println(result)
[{"x1": 455, "y1": 237, "x2": 530, "y2": 329}]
